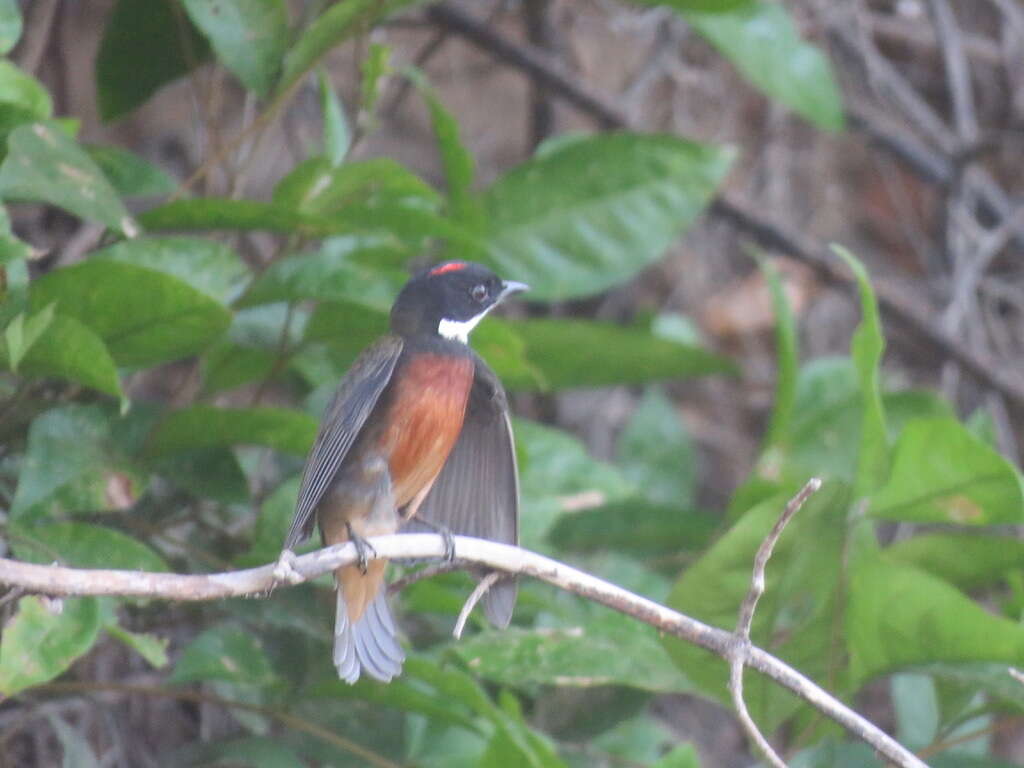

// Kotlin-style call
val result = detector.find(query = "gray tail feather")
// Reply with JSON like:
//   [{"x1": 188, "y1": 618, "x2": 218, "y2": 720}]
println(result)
[
  {"x1": 334, "y1": 589, "x2": 405, "y2": 684},
  {"x1": 483, "y1": 575, "x2": 517, "y2": 628}
]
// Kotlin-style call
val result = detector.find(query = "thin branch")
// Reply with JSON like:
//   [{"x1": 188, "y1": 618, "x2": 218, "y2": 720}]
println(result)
[
  {"x1": 729, "y1": 478, "x2": 822, "y2": 768},
  {"x1": 452, "y1": 571, "x2": 500, "y2": 639},
  {"x1": 0, "y1": 533, "x2": 927, "y2": 768},
  {"x1": 425, "y1": 1, "x2": 1024, "y2": 411},
  {"x1": 928, "y1": 0, "x2": 979, "y2": 145}
]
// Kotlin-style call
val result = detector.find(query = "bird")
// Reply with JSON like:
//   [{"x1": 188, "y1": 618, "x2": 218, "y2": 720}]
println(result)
[{"x1": 279, "y1": 261, "x2": 527, "y2": 684}]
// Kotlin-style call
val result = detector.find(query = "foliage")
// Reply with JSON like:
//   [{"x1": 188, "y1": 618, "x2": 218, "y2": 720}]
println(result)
[{"x1": 0, "y1": 2, "x2": 1019, "y2": 767}]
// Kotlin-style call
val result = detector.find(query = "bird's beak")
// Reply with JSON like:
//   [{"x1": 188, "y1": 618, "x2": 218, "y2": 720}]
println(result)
[{"x1": 500, "y1": 280, "x2": 529, "y2": 300}]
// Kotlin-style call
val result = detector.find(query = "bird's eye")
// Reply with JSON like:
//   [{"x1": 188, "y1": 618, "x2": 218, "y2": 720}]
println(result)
[{"x1": 471, "y1": 284, "x2": 488, "y2": 302}]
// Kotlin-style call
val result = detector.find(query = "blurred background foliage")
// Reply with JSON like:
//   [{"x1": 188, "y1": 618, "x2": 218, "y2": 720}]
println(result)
[{"x1": 1, "y1": 0, "x2": 1023, "y2": 766}]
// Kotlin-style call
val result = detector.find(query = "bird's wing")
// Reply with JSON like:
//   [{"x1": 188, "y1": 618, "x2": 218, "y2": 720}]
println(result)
[
  {"x1": 283, "y1": 336, "x2": 404, "y2": 550},
  {"x1": 411, "y1": 354, "x2": 519, "y2": 627}
]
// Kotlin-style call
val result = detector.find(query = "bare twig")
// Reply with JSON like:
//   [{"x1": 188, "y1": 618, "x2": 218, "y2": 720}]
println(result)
[
  {"x1": 452, "y1": 571, "x2": 500, "y2": 639},
  {"x1": 729, "y1": 478, "x2": 822, "y2": 768},
  {"x1": 425, "y1": 1, "x2": 1024, "y2": 411},
  {"x1": 0, "y1": 533, "x2": 927, "y2": 768},
  {"x1": 928, "y1": 0, "x2": 980, "y2": 145}
]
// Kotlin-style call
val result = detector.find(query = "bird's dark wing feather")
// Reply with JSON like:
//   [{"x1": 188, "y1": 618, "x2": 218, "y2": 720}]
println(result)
[
  {"x1": 283, "y1": 336, "x2": 404, "y2": 550},
  {"x1": 411, "y1": 354, "x2": 519, "y2": 627}
]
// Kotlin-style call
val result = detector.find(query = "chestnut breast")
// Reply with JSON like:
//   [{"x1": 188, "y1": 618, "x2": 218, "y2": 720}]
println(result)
[{"x1": 378, "y1": 353, "x2": 474, "y2": 507}]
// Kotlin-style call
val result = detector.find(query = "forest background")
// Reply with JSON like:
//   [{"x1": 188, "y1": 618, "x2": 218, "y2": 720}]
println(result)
[{"x1": 1, "y1": 1, "x2": 1024, "y2": 766}]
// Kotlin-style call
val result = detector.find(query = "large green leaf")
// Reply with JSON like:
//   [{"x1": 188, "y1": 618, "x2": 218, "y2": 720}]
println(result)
[
  {"x1": 182, "y1": 0, "x2": 288, "y2": 96},
  {"x1": 86, "y1": 145, "x2": 176, "y2": 197},
  {"x1": 318, "y1": 70, "x2": 350, "y2": 165},
  {"x1": 0, "y1": 60, "x2": 51, "y2": 118},
  {"x1": 148, "y1": 404, "x2": 316, "y2": 457},
  {"x1": 11, "y1": 521, "x2": 167, "y2": 572},
  {"x1": 272, "y1": 156, "x2": 440, "y2": 216},
  {"x1": 453, "y1": 618, "x2": 691, "y2": 694},
  {"x1": 3, "y1": 313, "x2": 122, "y2": 398},
  {"x1": 170, "y1": 625, "x2": 277, "y2": 686},
  {"x1": 846, "y1": 555, "x2": 1024, "y2": 683},
  {"x1": 0, "y1": 596, "x2": 102, "y2": 695},
  {"x1": 96, "y1": 0, "x2": 210, "y2": 120},
  {"x1": 10, "y1": 404, "x2": 124, "y2": 518},
  {"x1": 92, "y1": 236, "x2": 249, "y2": 304},
  {"x1": 662, "y1": 481, "x2": 851, "y2": 729},
  {"x1": 681, "y1": 1, "x2": 844, "y2": 131},
  {"x1": 0, "y1": 122, "x2": 136, "y2": 236},
  {"x1": 239, "y1": 235, "x2": 407, "y2": 310},
  {"x1": 482, "y1": 133, "x2": 733, "y2": 300},
  {"x1": 29, "y1": 260, "x2": 231, "y2": 367},
  {"x1": 871, "y1": 418, "x2": 1024, "y2": 525},
  {"x1": 887, "y1": 533, "x2": 1024, "y2": 592},
  {"x1": 509, "y1": 317, "x2": 735, "y2": 390},
  {"x1": 140, "y1": 198, "x2": 312, "y2": 233}
]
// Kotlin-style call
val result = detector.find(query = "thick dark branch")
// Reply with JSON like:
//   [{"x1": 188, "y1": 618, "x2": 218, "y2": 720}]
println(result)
[{"x1": 0, "y1": 534, "x2": 925, "y2": 768}]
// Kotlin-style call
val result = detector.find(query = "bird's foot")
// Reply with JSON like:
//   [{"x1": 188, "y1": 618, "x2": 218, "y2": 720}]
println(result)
[
  {"x1": 270, "y1": 549, "x2": 303, "y2": 592},
  {"x1": 415, "y1": 518, "x2": 456, "y2": 562},
  {"x1": 346, "y1": 523, "x2": 378, "y2": 575}
]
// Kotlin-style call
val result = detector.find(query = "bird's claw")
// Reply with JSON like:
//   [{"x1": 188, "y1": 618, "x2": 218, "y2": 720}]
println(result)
[
  {"x1": 270, "y1": 549, "x2": 303, "y2": 592},
  {"x1": 440, "y1": 529, "x2": 456, "y2": 562},
  {"x1": 346, "y1": 524, "x2": 377, "y2": 575}
]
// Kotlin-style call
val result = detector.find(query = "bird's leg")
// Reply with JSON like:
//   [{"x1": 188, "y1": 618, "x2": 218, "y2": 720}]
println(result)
[
  {"x1": 411, "y1": 516, "x2": 456, "y2": 562},
  {"x1": 346, "y1": 522, "x2": 377, "y2": 575},
  {"x1": 270, "y1": 549, "x2": 304, "y2": 593}
]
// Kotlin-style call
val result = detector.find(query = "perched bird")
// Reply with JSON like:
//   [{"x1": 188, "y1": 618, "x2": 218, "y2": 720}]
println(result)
[{"x1": 281, "y1": 261, "x2": 526, "y2": 684}]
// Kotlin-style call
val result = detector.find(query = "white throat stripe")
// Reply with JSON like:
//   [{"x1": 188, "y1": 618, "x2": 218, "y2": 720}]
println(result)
[{"x1": 438, "y1": 315, "x2": 483, "y2": 343}]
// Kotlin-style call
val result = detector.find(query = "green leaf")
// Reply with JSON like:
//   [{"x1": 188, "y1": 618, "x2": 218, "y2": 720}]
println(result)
[
  {"x1": 547, "y1": 498, "x2": 717, "y2": 557},
  {"x1": 9, "y1": 314, "x2": 124, "y2": 399},
  {"x1": 182, "y1": 0, "x2": 288, "y2": 96},
  {"x1": 682, "y1": 1, "x2": 844, "y2": 131},
  {"x1": 272, "y1": 156, "x2": 440, "y2": 217},
  {"x1": 0, "y1": 203, "x2": 31, "y2": 272},
  {"x1": 662, "y1": 481, "x2": 851, "y2": 729},
  {"x1": 891, "y1": 673, "x2": 939, "y2": 749},
  {"x1": 96, "y1": 0, "x2": 210, "y2": 120},
  {"x1": 411, "y1": 72, "x2": 482, "y2": 230},
  {"x1": 0, "y1": 60, "x2": 52, "y2": 118},
  {"x1": 29, "y1": 260, "x2": 232, "y2": 367},
  {"x1": 239, "y1": 235, "x2": 406, "y2": 310},
  {"x1": 148, "y1": 404, "x2": 316, "y2": 457},
  {"x1": 277, "y1": 0, "x2": 415, "y2": 96},
  {"x1": 847, "y1": 555, "x2": 1024, "y2": 683},
  {"x1": 834, "y1": 245, "x2": 889, "y2": 496},
  {"x1": 871, "y1": 418, "x2": 1024, "y2": 525},
  {"x1": 887, "y1": 533, "x2": 1024, "y2": 592},
  {"x1": 303, "y1": 300, "x2": 389, "y2": 368},
  {"x1": 509, "y1": 318, "x2": 736, "y2": 390},
  {"x1": 92, "y1": 235, "x2": 249, "y2": 304},
  {"x1": 86, "y1": 145, "x2": 176, "y2": 197},
  {"x1": 11, "y1": 521, "x2": 167, "y2": 571},
  {"x1": 759, "y1": 256, "x2": 798, "y2": 451},
  {"x1": 0, "y1": 596, "x2": 102, "y2": 695},
  {"x1": 0, "y1": 0, "x2": 22, "y2": 55},
  {"x1": 140, "y1": 198, "x2": 310, "y2": 233},
  {"x1": 652, "y1": 744, "x2": 701, "y2": 768},
  {"x1": 11, "y1": 404, "x2": 114, "y2": 517},
  {"x1": 617, "y1": 386, "x2": 695, "y2": 506},
  {"x1": 360, "y1": 42, "x2": 391, "y2": 116},
  {"x1": 170, "y1": 737, "x2": 306, "y2": 768},
  {"x1": 453, "y1": 619, "x2": 691, "y2": 693},
  {"x1": 318, "y1": 70, "x2": 349, "y2": 165},
  {"x1": 241, "y1": 475, "x2": 299, "y2": 565},
  {"x1": 106, "y1": 624, "x2": 170, "y2": 668},
  {"x1": 515, "y1": 419, "x2": 635, "y2": 549},
  {"x1": 170, "y1": 625, "x2": 277, "y2": 685},
  {"x1": 4, "y1": 301, "x2": 54, "y2": 371},
  {"x1": 0, "y1": 122, "x2": 137, "y2": 236},
  {"x1": 483, "y1": 133, "x2": 733, "y2": 301},
  {"x1": 201, "y1": 340, "x2": 277, "y2": 395},
  {"x1": 153, "y1": 447, "x2": 250, "y2": 504}
]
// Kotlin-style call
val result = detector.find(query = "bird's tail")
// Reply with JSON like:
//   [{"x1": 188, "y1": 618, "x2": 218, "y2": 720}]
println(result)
[{"x1": 334, "y1": 567, "x2": 405, "y2": 684}]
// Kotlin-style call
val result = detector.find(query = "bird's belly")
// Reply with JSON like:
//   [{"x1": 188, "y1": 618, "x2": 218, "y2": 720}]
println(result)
[{"x1": 380, "y1": 354, "x2": 474, "y2": 508}]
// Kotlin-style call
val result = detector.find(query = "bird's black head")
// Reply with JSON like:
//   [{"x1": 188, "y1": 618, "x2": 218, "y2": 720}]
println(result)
[{"x1": 390, "y1": 261, "x2": 528, "y2": 342}]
